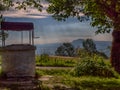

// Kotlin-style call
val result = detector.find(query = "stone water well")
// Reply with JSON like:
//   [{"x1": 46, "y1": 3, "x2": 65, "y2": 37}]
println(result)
[
  {"x1": 1, "y1": 44, "x2": 36, "y2": 78},
  {"x1": 0, "y1": 22, "x2": 36, "y2": 78}
]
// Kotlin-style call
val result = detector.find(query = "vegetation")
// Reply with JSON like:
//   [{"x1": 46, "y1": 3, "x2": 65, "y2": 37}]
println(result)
[
  {"x1": 47, "y1": 0, "x2": 120, "y2": 73},
  {"x1": 0, "y1": 0, "x2": 43, "y2": 12},
  {"x1": 1, "y1": 0, "x2": 120, "y2": 89},
  {"x1": 81, "y1": 39, "x2": 108, "y2": 59},
  {"x1": 63, "y1": 76, "x2": 120, "y2": 90},
  {"x1": 82, "y1": 39, "x2": 97, "y2": 53},
  {"x1": 55, "y1": 43, "x2": 75, "y2": 57},
  {"x1": 54, "y1": 40, "x2": 108, "y2": 59},
  {"x1": 36, "y1": 54, "x2": 77, "y2": 67},
  {"x1": 34, "y1": 54, "x2": 120, "y2": 90},
  {"x1": 77, "y1": 48, "x2": 108, "y2": 59},
  {"x1": 0, "y1": 54, "x2": 120, "y2": 90},
  {"x1": 36, "y1": 68, "x2": 120, "y2": 90},
  {"x1": 74, "y1": 56, "x2": 118, "y2": 78},
  {"x1": 47, "y1": 0, "x2": 119, "y2": 33},
  {"x1": 1, "y1": 0, "x2": 120, "y2": 74},
  {"x1": 36, "y1": 68, "x2": 71, "y2": 76},
  {"x1": 0, "y1": 15, "x2": 8, "y2": 41}
]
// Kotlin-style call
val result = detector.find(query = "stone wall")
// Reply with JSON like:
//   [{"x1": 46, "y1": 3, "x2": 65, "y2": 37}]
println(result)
[{"x1": 0, "y1": 44, "x2": 36, "y2": 78}]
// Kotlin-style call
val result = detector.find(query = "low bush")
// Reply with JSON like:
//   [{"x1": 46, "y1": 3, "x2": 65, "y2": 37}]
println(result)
[
  {"x1": 73, "y1": 55, "x2": 118, "y2": 78},
  {"x1": 77, "y1": 48, "x2": 108, "y2": 59}
]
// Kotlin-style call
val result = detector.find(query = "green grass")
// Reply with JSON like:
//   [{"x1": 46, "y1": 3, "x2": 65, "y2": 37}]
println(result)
[
  {"x1": 36, "y1": 68, "x2": 72, "y2": 76},
  {"x1": 63, "y1": 76, "x2": 120, "y2": 90},
  {"x1": 36, "y1": 55, "x2": 78, "y2": 67},
  {"x1": 36, "y1": 68, "x2": 120, "y2": 90}
]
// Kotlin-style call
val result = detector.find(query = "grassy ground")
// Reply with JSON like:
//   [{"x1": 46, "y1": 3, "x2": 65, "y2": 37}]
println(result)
[
  {"x1": 35, "y1": 55, "x2": 120, "y2": 90},
  {"x1": 36, "y1": 55, "x2": 79, "y2": 67},
  {"x1": 36, "y1": 68, "x2": 120, "y2": 90}
]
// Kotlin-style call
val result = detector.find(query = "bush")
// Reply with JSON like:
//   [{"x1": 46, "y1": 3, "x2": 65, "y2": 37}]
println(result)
[
  {"x1": 77, "y1": 48, "x2": 108, "y2": 59},
  {"x1": 73, "y1": 56, "x2": 118, "y2": 78}
]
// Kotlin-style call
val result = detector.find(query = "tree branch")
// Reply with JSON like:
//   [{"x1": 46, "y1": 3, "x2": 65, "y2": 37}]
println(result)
[{"x1": 96, "y1": 0, "x2": 118, "y2": 21}]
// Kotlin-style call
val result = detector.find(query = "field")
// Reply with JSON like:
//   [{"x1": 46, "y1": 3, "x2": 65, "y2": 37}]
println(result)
[
  {"x1": 36, "y1": 68, "x2": 120, "y2": 90},
  {"x1": 36, "y1": 55, "x2": 79, "y2": 67}
]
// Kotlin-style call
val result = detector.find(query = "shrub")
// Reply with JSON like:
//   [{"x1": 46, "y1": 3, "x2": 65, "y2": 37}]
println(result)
[
  {"x1": 73, "y1": 56, "x2": 118, "y2": 78},
  {"x1": 77, "y1": 48, "x2": 108, "y2": 59}
]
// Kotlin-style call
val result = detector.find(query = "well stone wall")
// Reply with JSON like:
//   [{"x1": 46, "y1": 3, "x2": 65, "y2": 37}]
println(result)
[{"x1": 0, "y1": 44, "x2": 36, "y2": 78}]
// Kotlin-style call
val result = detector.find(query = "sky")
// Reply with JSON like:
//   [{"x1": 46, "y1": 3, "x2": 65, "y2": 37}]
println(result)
[{"x1": 2, "y1": 1, "x2": 112, "y2": 45}]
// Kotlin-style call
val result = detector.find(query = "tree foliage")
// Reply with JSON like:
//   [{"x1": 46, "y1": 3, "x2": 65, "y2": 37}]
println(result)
[
  {"x1": 55, "y1": 43, "x2": 75, "y2": 57},
  {"x1": 0, "y1": 0, "x2": 42, "y2": 41},
  {"x1": 0, "y1": 0, "x2": 43, "y2": 12},
  {"x1": 0, "y1": 15, "x2": 8, "y2": 41},
  {"x1": 47, "y1": 0, "x2": 120, "y2": 33},
  {"x1": 76, "y1": 39, "x2": 108, "y2": 59},
  {"x1": 82, "y1": 39, "x2": 97, "y2": 53}
]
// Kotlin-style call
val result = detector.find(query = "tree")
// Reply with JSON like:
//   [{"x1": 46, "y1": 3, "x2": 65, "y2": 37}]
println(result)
[
  {"x1": 82, "y1": 39, "x2": 97, "y2": 53},
  {"x1": 0, "y1": 15, "x2": 8, "y2": 43},
  {"x1": 0, "y1": 0, "x2": 42, "y2": 12},
  {"x1": 55, "y1": 43, "x2": 75, "y2": 57},
  {"x1": 47, "y1": 0, "x2": 120, "y2": 73},
  {"x1": 78, "y1": 39, "x2": 108, "y2": 59}
]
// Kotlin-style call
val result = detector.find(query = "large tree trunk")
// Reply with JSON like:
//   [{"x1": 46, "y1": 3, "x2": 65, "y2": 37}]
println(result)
[{"x1": 111, "y1": 30, "x2": 120, "y2": 73}]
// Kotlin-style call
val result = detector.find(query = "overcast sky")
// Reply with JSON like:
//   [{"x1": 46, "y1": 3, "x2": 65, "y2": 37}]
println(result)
[{"x1": 2, "y1": 1, "x2": 112, "y2": 45}]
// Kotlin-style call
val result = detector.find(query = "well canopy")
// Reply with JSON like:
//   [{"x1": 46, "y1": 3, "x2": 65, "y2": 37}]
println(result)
[{"x1": 1, "y1": 22, "x2": 34, "y2": 31}]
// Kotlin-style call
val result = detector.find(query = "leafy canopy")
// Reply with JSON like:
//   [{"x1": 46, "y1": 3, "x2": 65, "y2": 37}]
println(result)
[
  {"x1": 47, "y1": 0, "x2": 120, "y2": 33},
  {"x1": 1, "y1": 0, "x2": 120, "y2": 33},
  {"x1": 0, "y1": 0, "x2": 43, "y2": 12}
]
